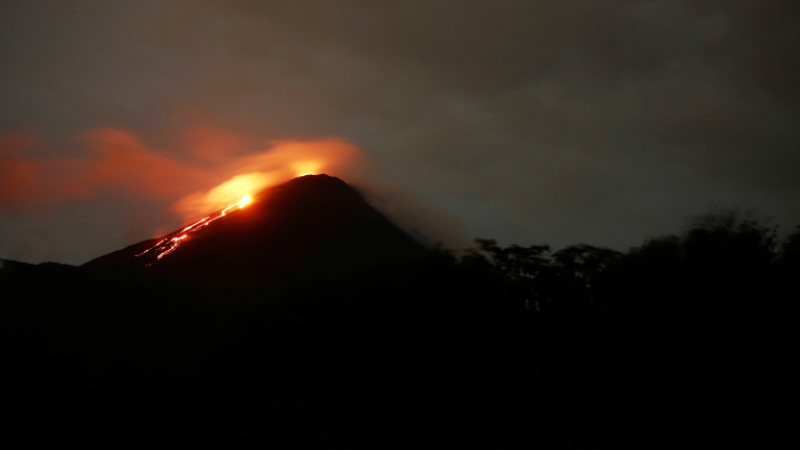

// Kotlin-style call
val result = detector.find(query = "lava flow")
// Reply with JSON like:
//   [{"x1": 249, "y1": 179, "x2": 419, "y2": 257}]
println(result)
[{"x1": 136, "y1": 195, "x2": 251, "y2": 265}]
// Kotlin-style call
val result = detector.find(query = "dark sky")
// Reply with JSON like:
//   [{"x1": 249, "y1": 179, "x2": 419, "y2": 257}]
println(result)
[{"x1": 2, "y1": 0, "x2": 799, "y2": 264}]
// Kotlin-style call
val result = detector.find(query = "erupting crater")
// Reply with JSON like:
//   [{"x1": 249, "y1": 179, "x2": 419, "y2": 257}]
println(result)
[{"x1": 83, "y1": 175, "x2": 427, "y2": 291}]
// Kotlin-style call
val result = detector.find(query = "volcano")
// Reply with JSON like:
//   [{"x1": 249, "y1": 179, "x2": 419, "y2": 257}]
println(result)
[{"x1": 83, "y1": 174, "x2": 426, "y2": 290}]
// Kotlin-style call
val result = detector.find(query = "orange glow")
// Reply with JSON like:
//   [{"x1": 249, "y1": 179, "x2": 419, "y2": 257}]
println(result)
[
  {"x1": 221, "y1": 194, "x2": 251, "y2": 215},
  {"x1": 173, "y1": 173, "x2": 269, "y2": 221},
  {"x1": 0, "y1": 128, "x2": 213, "y2": 207},
  {"x1": 136, "y1": 195, "x2": 251, "y2": 264},
  {"x1": 79, "y1": 128, "x2": 212, "y2": 200},
  {"x1": 173, "y1": 138, "x2": 365, "y2": 221},
  {"x1": 292, "y1": 160, "x2": 322, "y2": 177},
  {"x1": 1, "y1": 127, "x2": 366, "y2": 227},
  {"x1": 0, "y1": 132, "x2": 41, "y2": 204}
]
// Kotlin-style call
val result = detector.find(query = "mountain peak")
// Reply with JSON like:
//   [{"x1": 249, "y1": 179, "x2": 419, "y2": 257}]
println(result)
[{"x1": 83, "y1": 175, "x2": 425, "y2": 291}]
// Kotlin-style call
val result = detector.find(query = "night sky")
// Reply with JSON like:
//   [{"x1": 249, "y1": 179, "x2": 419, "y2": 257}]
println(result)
[{"x1": 2, "y1": 0, "x2": 799, "y2": 265}]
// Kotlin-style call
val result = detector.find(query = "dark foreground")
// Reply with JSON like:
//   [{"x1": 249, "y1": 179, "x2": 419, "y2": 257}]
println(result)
[{"x1": 1, "y1": 214, "x2": 794, "y2": 448}]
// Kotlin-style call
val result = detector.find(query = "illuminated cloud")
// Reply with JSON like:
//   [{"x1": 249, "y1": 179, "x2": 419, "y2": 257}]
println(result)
[
  {"x1": 1, "y1": 127, "x2": 369, "y2": 222},
  {"x1": 0, "y1": 132, "x2": 42, "y2": 205},
  {"x1": 172, "y1": 137, "x2": 366, "y2": 220},
  {"x1": 78, "y1": 128, "x2": 213, "y2": 200},
  {"x1": 0, "y1": 124, "x2": 402, "y2": 263},
  {"x1": 0, "y1": 128, "x2": 213, "y2": 207}
]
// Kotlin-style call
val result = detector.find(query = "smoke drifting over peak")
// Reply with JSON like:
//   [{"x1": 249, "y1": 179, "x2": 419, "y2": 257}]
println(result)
[
  {"x1": 0, "y1": 128, "x2": 367, "y2": 206},
  {"x1": 0, "y1": 125, "x2": 463, "y2": 263},
  {"x1": 171, "y1": 137, "x2": 367, "y2": 221},
  {"x1": 0, "y1": 128, "x2": 210, "y2": 206}
]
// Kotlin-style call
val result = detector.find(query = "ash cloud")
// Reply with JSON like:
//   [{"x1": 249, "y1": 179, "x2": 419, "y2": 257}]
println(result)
[
  {"x1": 0, "y1": 128, "x2": 213, "y2": 207},
  {"x1": 0, "y1": 125, "x2": 466, "y2": 263}
]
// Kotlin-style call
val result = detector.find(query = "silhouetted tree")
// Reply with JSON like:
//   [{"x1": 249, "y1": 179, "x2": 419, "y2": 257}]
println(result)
[
  {"x1": 777, "y1": 226, "x2": 800, "y2": 275},
  {"x1": 684, "y1": 210, "x2": 777, "y2": 287},
  {"x1": 473, "y1": 238, "x2": 554, "y2": 313}
]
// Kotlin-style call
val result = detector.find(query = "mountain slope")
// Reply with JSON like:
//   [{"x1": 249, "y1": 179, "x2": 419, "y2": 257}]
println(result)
[{"x1": 83, "y1": 175, "x2": 426, "y2": 290}]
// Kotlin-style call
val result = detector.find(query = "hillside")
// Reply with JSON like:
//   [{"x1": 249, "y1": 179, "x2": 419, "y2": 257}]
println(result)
[{"x1": 84, "y1": 174, "x2": 426, "y2": 291}]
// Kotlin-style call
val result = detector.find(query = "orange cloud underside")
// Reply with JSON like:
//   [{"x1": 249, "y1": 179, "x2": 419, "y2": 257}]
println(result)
[
  {"x1": 0, "y1": 128, "x2": 365, "y2": 221},
  {"x1": 0, "y1": 128, "x2": 211, "y2": 205},
  {"x1": 173, "y1": 137, "x2": 365, "y2": 220},
  {"x1": 80, "y1": 128, "x2": 213, "y2": 200}
]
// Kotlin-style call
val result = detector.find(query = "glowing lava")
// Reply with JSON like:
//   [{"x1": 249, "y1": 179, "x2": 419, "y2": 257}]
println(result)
[{"x1": 136, "y1": 195, "x2": 252, "y2": 265}]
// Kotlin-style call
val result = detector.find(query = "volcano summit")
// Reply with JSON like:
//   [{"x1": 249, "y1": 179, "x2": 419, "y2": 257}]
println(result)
[{"x1": 83, "y1": 175, "x2": 426, "y2": 290}]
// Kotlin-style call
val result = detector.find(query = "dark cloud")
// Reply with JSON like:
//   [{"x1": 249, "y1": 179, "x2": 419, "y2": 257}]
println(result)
[{"x1": 1, "y1": 0, "x2": 799, "y2": 263}]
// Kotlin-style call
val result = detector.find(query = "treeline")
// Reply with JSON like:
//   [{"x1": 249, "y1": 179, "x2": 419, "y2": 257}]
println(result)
[
  {"x1": 1, "y1": 211, "x2": 794, "y2": 448},
  {"x1": 191, "y1": 210, "x2": 794, "y2": 448}
]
